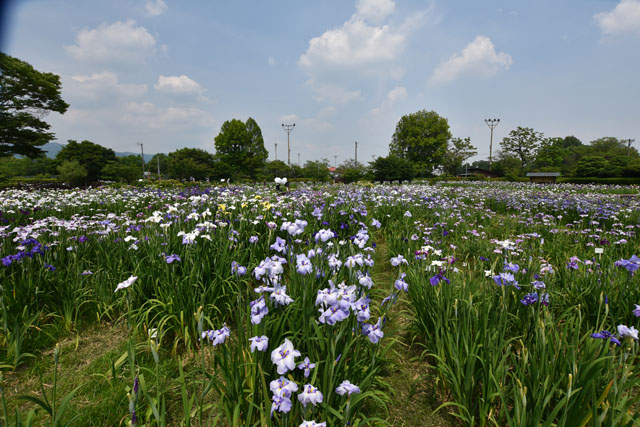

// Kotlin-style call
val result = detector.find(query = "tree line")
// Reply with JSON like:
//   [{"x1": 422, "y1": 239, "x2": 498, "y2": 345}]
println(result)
[{"x1": 2, "y1": 52, "x2": 637, "y2": 185}]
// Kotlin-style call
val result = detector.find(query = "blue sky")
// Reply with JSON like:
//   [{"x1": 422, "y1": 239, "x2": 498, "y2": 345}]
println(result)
[{"x1": 3, "y1": 0, "x2": 639, "y2": 165}]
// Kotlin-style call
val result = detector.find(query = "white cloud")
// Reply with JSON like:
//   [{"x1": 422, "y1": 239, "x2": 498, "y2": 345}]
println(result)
[
  {"x1": 69, "y1": 72, "x2": 148, "y2": 98},
  {"x1": 307, "y1": 80, "x2": 362, "y2": 104},
  {"x1": 65, "y1": 20, "x2": 156, "y2": 65},
  {"x1": 145, "y1": 0, "x2": 167, "y2": 16},
  {"x1": 280, "y1": 114, "x2": 298, "y2": 123},
  {"x1": 369, "y1": 86, "x2": 406, "y2": 115},
  {"x1": 594, "y1": 0, "x2": 640, "y2": 36},
  {"x1": 430, "y1": 36, "x2": 512, "y2": 85},
  {"x1": 268, "y1": 56, "x2": 276, "y2": 66},
  {"x1": 299, "y1": 17, "x2": 405, "y2": 70},
  {"x1": 355, "y1": 0, "x2": 395, "y2": 23},
  {"x1": 123, "y1": 102, "x2": 213, "y2": 129},
  {"x1": 154, "y1": 75, "x2": 204, "y2": 95}
]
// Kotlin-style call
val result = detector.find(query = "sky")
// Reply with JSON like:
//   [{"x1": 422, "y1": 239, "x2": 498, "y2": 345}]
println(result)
[{"x1": 2, "y1": 0, "x2": 639, "y2": 165}]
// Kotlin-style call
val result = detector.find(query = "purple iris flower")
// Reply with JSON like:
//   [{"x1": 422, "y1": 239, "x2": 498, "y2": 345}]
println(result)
[
  {"x1": 165, "y1": 253, "x2": 181, "y2": 264},
  {"x1": 202, "y1": 324, "x2": 230, "y2": 346},
  {"x1": 362, "y1": 318, "x2": 384, "y2": 344},
  {"x1": 633, "y1": 304, "x2": 640, "y2": 317},
  {"x1": 44, "y1": 263, "x2": 56, "y2": 272},
  {"x1": 520, "y1": 292, "x2": 538, "y2": 306},
  {"x1": 493, "y1": 272, "x2": 519, "y2": 289},
  {"x1": 504, "y1": 262, "x2": 519, "y2": 273},
  {"x1": 249, "y1": 335, "x2": 269, "y2": 352},
  {"x1": 297, "y1": 356, "x2": 316, "y2": 378},
  {"x1": 336, "y1": 380, "x2": 361, "y2": 396},
  {"x1": 430, "y1": 271, "x2": 450, "y2": 286},
  {"x1": 591, "y1": 330, "x2": 621, "y2": 346},
  {"x1": 250, "y1": 296, "x2": 269, "y2": 325},
  {"x1": 231, "y1": 261, "x2": 246, "y2": 276},
  {"x1": 615, "y1": 255, "x2": 640, "y2": 275},
  {"x1": 394, "y1": 273, "x2": 408, "y2": 292},
  {"x1": 271, "y1": 393, "x2": 292, "y2": 416},
  {"x1": 567, "y1": 256, "x2": 581, "y2": 270},
  {"x1": 270, "y1": 236, "x2": 287, "y2": 253}
]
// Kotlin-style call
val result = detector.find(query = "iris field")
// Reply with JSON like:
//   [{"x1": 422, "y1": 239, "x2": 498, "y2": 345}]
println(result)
[{"x1": 1, "y1": 181, "x2": 639, "y2": 426}]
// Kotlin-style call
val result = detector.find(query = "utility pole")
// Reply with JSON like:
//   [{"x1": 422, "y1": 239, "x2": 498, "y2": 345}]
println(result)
[
  {"x1": 625, "y1": 138, "x2": 635, "y2": 155},
  {"x1": 281, "y1": 123, "x2": 295, "y2": 166},
  {"x1": 333, "y1": 155, "x2": 337, "y2": 168},
  {"x1": 137, "y1": 142, "x2": 145, "y2": 178},
  {"x1": 157, "y1": 154, "x2": 161, "y2": 180},
  {"x1": 298, "y1": 152, "x2": 301, "y2": 166},
  {"x1": 484, "y1": 118, "x2": 500, "y2": 171},
  {"x1": 355, "y1": 141, "x2": 358, "y2": 165},
  {"x1": 274, "y1": 143, "x2": 278, "y2": 161}
]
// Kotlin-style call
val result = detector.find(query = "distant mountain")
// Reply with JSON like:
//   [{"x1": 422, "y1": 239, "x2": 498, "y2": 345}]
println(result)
[
  {"x1": 41, "y1": 143, "x2": 156, "y2": 162},
  {"x1": 42, "y1": 142, "x2": 64, "y2": 158}
]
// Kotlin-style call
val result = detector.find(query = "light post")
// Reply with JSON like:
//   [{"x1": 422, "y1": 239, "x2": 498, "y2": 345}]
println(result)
[
  {"x1": 281, "y1": 123, "x2": 295, "y2": 166},
  {"x1": 484, "y1": 118, "x2": 500, "y2": 171},
  {"x1": 274, "y1": 143, "x2": 278, "y2": 161}
]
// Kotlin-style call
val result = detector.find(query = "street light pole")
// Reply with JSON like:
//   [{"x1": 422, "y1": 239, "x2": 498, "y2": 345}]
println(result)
[
  {"x1": 137, "y1": 142, "x2": 145, "y2": 177},
  {"x1": 281, "y1": 123, "x2": 295, "y2": 166},
  {"x1": 484, "y1": 118, "x2": 500, "y2": 171},
  {"x1": 275, "y1": 143, "x2": 278, "y2": 161}
]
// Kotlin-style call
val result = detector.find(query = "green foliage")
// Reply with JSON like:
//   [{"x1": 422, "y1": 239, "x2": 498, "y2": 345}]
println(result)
[
  {"x1": 101, "y1": 155, "x2": 142, "y2": 184},
  {"x1": 302, "y1": 159, "x2": 331, "y2": 182},
  {"x1": 390, "y1": 110, "x2": 451, "y2": 176},
  {"x1": 166, "y1": 147, "x2": 215, "y2": 181},
  {"x1": 0, "y1": 53, "x2": 69, "y2": 158},
  {"x1": 214, "y1": 117, "x2": 268, "y2": 179},
  {"x1": 575, "y1": 156, "x2": 609, "y2": 177},
  {"x1": 55, "y1": 140, "x2": 116, "y2": 183},
  {"x1": 0, "y1": 156, "x2": 56, "y2": 179},
  {"x1": 500, "y1": 126, "x2": 546, "y2": 170},
  {"x1": 147, "y1": 153, "x2": 168, "y2": 179},
  {"x1": 56, "y1": 160, "x2": 87, "y2": 186},
  {"x1": 370, "y1": 155, "x2": 415, "y2": 182},
  {"x1": 442, "y1": 137, "x2": 477, "y2": 175},
  {"x1": 337, "y1": 158, "x2": 367, "y2": 183}
]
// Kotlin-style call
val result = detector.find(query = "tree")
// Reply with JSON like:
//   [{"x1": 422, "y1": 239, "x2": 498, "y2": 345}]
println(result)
[
  {"x1": 55, "y1": 140, "x2": 116, "y2": 183},
  {"x1": 302, "y1": 159, "x2": 330, "y2": 182},
  {"x1": 370, "y1": 156, "x2": 415, "y2": 182},
  {"x1": 575, "y1": 156, "x2": 609, "y2": 177},
  {"x1": 337, "y1": 158, "x2": 368, "y2": 183},
  {"x1": 57, "y1": 160, "x2": 87, "y2": 186},
  {"x1": 166, "y1": 148, "x2": 215, "y2": 180},
  {"x1": 0, "y1": 53, "x2": 69, "y2": 158},
  {"x1": 500, "y1": 126, "x2": 546, "y2": 171},
  {"x1": 147, "y1": 153, "x2": 168, "y2": 179},
  {"x1": 390, "y1": 110, "x2": 451, "y2": 176},
  {"x1": 442, "y1": 137, "x2": 476, "y2": 175},
  {"x1": 214, "y1": 117, "x2": 268, "y2": 179},
  {"x1": 101, "y1": 155, "x2": 142, "y2": 183}
]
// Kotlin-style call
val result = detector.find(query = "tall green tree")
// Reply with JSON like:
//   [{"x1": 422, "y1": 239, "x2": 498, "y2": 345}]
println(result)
[
  {"x1": 442, "y1": 137, "x2": 477, "y2": 175},
  {"x1": 167, "y1": 148, "x2": 215, "y2": 180},
  {"x1": 500, "y1": 126, "x2": 546, "y2": 171},
  {"x1": 55, "y1": 140, "x2": 116, "y2": 183},
  {"x1": 390, "y1": 110, "x2": 451, "y2": 176},
  {"x1": 214, "y1": 117, "x2": 268, "y2": 179},
  {"x1": 0, "y1": 53, "x2": 69, "y2": 158}
]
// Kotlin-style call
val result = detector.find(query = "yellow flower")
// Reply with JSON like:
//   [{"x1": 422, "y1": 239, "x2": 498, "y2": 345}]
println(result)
[{"x1": 218, "y1": 204, "x2": 226, "y2": 212}]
